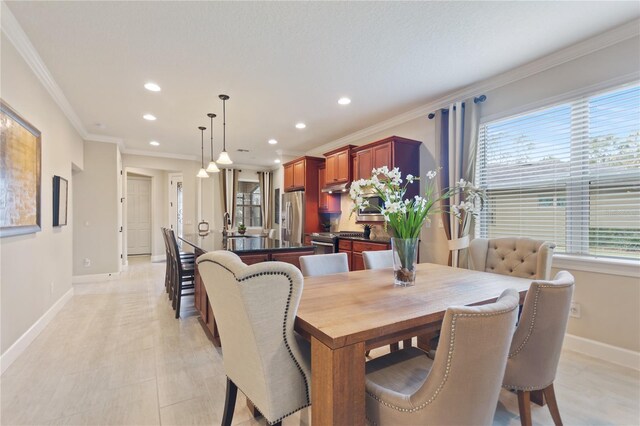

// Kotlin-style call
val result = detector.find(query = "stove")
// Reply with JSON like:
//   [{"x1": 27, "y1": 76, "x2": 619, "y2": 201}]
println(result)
[{"x1": 310, "y1": 232, "x2": 364, "y2": 253}]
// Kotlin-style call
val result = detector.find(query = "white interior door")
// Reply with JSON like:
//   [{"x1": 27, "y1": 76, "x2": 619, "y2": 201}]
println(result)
[{"x1": 127, "y1": 177, "x2": 152, "y2": 255}]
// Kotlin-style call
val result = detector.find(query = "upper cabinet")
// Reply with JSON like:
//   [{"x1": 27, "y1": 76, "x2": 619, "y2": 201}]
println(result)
[
  {"x1": 283, "y1": 156, "x2": 324, "y2": 192},
  {"x1": 323, "y1": 145, "x2": 356, "y2": 186},
  {"x1": 353, "y1": 136, "x2": 422, "y2": 198},
  {"x1": 318, "y1": 164, "x2": 341, "y2": 213}
]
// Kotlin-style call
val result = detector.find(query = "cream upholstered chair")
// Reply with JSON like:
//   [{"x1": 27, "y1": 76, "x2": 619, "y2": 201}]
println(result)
[
  {"x1": 362, "y1": 250, "x2": 393, "y2": 270},
  {"x1": 503, "y1": 271, "x2": 575, "y2": 426},
  {"x1": 468, "y1": 237, "x2": 556, "y2": 280},
  {"x1": 196, "y1": 251, "x2": 311, "y2": 426},
  {"x1": 365, "y1": 288, "x2": 520, "y2": 426},
  {"x1": 299, "y1": 252, "x2": 349, "y2": 277}
]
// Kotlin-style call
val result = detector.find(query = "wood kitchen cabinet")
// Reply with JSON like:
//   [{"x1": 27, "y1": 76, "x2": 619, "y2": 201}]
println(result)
[
  {"x1": 318, "y1": 164, "x2": 341, "y2": 213},
  {"x1": 323, "y1": 145, "x2": 355, "y2": 185},
  {"x1": 283, "y1": 156, "x2": 323, "y2": 193},
  {"x1": 338, "y1": 238, "x2": 390, "y2": 271},
  {"x1": 353, "y1": 136, "x2": 421, "y2": 199}
]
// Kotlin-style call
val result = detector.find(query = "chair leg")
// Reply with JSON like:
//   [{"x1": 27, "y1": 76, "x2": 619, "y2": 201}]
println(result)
[
  {"x1": 390, "y1": 342, "x2": 400, "y2": 352},
  {"x1": 403, "y1": 338, "x2": 412, "y2": 349},
  {"x1": 365, "y1": 350, "x2": 371, "y2": 357},
  {"x1": 174, "y1": 278, "x2": 181, "y2": 318},
  {"x1": 543, "y1": 383, "x2": 563, "y2": 426},
  {"x1": 517, "y1": 390, "x2": 532, "y2": 426},
  {"x1": 222, "y1": 378, "x2": 238, "y2": 426}
]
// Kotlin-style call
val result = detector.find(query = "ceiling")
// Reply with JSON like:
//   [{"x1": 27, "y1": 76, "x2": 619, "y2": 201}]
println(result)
[{"x1": 5, "y1": 1, "x2": 639, "y2": 167}]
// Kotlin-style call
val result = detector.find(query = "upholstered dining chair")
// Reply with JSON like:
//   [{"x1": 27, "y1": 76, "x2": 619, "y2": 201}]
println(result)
[
  {"x1": 503, "y1": 271, "x2": 575, "y2": 426},
  {"x1": 365, "y1": 288, "x2": 520, "y2": 425},
  {"x1": 468, "y1": 237, "x2": 556, "y2": 280},
  {"x1": 196, "y1": 251, "x2": 311, "y2": 426},
  {"x1": 362, "y1": 249, "x2": 394, "y2": 270},
  {"x1": 299, "y1": 252, "x2": 349, "y2": 277}
]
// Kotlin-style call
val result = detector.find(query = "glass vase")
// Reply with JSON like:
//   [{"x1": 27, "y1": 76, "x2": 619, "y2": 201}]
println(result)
[{"x1": 391, "y1": 237, "x2": 419, "y2": 287}]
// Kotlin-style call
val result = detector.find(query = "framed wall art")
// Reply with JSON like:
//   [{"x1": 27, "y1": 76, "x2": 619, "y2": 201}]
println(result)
[
  {"x1": 53, "y1": 175, "x2": 68, "y2": 227},
  {"x1": 0, "y1": 100, "x2": 41, "y2": 237}
]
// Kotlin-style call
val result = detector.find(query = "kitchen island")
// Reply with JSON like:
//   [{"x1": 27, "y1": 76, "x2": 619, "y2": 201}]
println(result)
[{"x1": 179, "y1": 233, "x2": 315, "y2": 346}]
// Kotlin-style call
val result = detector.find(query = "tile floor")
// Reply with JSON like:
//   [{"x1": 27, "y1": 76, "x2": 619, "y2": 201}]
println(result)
[{"x1": 1, "y1": 256, "x2": 638, "y2": 425}]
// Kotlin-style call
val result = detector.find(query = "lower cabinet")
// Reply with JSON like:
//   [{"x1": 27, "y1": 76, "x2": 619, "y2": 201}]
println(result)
[
  {"x1": 338, "y1": 239, "x2": 390, "y2": 271},
  {"x1": 272, "y1": 250, "x2": 315, "y2": 269},
  {"x1": 239, "y1": 253, "x2": 270, "y2": 265}
]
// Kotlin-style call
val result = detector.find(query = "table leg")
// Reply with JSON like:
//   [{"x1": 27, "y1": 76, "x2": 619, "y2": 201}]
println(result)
[{"x1": 311, "y1": 337, "x2": 365, "y2": 426}]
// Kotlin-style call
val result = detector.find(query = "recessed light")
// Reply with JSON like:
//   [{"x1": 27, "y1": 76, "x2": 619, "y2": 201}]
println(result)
[
  {"x1": 338, "y1": 97, "x2": 351, "y2": 105},
  {"x1": 149, "y1": 141, "x2": 160, "y2": 146},
  {"x1": 295, "y1": 122, "x2": 306, "y2": 129},
  {"x1": 144, "y1": 82, "x2": 161, "y2": 92},
  {"x1": 143, "y1": 114, "x2": 157, "y2": 121},
  {"x1": 268, "y1": 139, "x2": 278, "y2": 145},
  {"x1": 274, "y1": 159, "x2": 281, "y2": 164}
]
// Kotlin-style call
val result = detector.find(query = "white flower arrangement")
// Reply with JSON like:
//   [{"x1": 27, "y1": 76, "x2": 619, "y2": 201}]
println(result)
[{"x1": 350, "y1": 166, "x2": 485, "y2": 239}]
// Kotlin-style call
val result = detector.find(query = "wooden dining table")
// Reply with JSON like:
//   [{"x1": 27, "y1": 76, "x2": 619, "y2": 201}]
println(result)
[{"x1": 294, "y1": 262, "x2": 533, "y2": 426}]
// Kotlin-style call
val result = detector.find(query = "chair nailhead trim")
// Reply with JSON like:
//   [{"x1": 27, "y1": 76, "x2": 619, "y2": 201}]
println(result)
[
  {"x1": 198, "y1": 259, "x2": 311, "y2": 421},
  {"x1": 365, "y1": 304, "x2": 518, "y2": 413},
  {"x1": 509, "y1": 282, "x2": 574, "y2": 358}
]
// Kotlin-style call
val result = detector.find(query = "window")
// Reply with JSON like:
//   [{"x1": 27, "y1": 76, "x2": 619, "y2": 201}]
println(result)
[
  {"x1": 235, "y1": 181, "x2": 262, "y2": 227},
  {"x1": 476, "y1": 84, "x2": 640, "y2": 260}
]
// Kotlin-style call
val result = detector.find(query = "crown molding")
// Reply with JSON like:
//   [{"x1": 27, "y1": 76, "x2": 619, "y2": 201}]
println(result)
[
  {"x1": 84, "y1": 133, "x2": 125, "y2": 150},
  {"x1": 308, "y1": 18, "x2": 640, "y2": 155},
  {"x1": 120, "y1": 148, "x2": 198, "y2": 162},
  {"x1": 1, "y1": 2, "x2": 89, "y2": 139}
]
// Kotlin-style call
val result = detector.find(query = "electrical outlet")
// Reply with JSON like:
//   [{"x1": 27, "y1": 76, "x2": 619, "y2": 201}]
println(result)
[
  {"x1": 83, "y1": 258, "x2": 91, "y2": 268},
  {"x1": 570, "y1": 302, "x2": 581, "y2": 318}
]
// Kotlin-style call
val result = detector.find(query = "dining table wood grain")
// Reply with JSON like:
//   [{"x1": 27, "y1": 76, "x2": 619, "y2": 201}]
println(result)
[{"x1": 294, "y1": 262, "x2": 533, "y2": 426}]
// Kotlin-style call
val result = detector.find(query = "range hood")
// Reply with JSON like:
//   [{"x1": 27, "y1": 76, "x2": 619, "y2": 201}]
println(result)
[{"x1": 321, "y1": 182, "x2": 350, "y2": 194}]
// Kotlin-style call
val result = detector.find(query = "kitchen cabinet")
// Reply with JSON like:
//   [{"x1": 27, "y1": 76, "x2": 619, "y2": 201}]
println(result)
[
  {"x1": 323, "y1": 145, "x2": 355, "y2": 186},
  {"x1": 318, "y1": 164, "x2": 341, "y2": 213},
  {"x1": 283, "y1": 156, "x2": 323, "y2": 193},
  {"x1": 338, "y1": 238, "x2": 390, "y2": 271},
  {"x1": 353, "y1": 136, "x2": 421, "y2": 199}
]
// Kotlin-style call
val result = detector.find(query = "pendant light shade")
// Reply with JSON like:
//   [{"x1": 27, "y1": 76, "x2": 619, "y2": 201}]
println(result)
[
  {"x1": 216, "y1": 94, "x2": 233, "y2": 165},
  {"x1": 197, "y1": 126, "x2": 209, "y2": 178},
  {"x1": 206, "y1": 113, "x2": 220, "y2": 173}
]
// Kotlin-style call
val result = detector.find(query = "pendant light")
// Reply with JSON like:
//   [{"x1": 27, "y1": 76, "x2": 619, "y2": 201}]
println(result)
[
  {"x1": 197, "y1": 126, "x2": 209, "y2": 178},
  {"x1": 206, "y1": 113, "x2": 220, "y2": 173},
  {"x1": 216, "y1": 94, "x2": 233, "y2": 164}
]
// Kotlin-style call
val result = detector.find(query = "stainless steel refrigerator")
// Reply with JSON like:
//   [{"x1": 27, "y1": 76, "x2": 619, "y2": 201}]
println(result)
[{"x1": 281, "y1": 191, "x2": 305, "y2": 245}]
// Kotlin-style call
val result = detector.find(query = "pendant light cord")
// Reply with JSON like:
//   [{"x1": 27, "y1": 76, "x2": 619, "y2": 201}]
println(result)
[
  {"x1": 222, "y1": 99, "x2": 226, "y2": 152},
  {"x1": 210, "y1": 116, "x2": 214, "y2": 161}
]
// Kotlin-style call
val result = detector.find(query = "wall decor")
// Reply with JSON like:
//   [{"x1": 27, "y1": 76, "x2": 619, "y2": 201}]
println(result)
[
  {"x1": 0, "y1": 100, "x2": 41, "y2": 237},
  {"x1": 274, "y1": 188, "x2": 280, "y2": 224},
  {"x1": 52, "y1": 175, "x2": 68, "y2": 227}
]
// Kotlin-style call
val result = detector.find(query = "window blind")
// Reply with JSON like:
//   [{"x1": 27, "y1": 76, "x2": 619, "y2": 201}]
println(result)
[{"x1": 476, "y1": 84, "x2": 640, "y2": 260}]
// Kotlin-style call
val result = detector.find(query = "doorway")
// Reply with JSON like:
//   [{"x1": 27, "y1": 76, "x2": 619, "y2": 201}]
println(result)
[
  {"x1": 168, "y1": 173, "x2": 184, "y2": 235},
  {"x1": 127, "y1": 176, "x2": 152, "y2": 255}
]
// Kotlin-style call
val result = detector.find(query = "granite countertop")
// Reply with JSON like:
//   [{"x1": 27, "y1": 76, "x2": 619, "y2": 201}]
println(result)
[
  {"x1": 179, "y1": 233, "x2": 314, "y2": 254},
  {"x1": 337, "y1": 235, "x2": 391, "y2": 244}
]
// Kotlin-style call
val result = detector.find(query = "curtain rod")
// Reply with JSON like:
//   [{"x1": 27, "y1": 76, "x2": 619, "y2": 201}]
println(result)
[{"x1": 427, "y1": 95, "x2": 487, "y2": 119}]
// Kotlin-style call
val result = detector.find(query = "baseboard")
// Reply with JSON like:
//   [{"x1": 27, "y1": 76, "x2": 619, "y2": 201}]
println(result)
[
  {"x1": 150, "y1": 255, "x2": 165, "y2": 263},
  {"x1": 0, "y1": 287, "x2": 74, "y2": 375},
  {"x1": 72, "y1": 272, "x2": 119, "y2": 284},
  {"x1": 564, "y1": 333, "x2": 640, "y2": 371}
]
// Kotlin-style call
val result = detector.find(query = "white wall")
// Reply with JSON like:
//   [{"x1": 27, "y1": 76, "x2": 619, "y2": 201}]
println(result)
[
  {"x1": 73, "y1": 140, "x2": 120, "y2": 275},
  {"x1": 0, "y1": 33, "x2": 84, "y2": 354}
]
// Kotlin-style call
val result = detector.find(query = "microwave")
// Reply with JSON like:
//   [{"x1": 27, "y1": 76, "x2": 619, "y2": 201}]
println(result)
[{"x1": 355, "y1": 194, "x2": 385, "y2": 222}]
